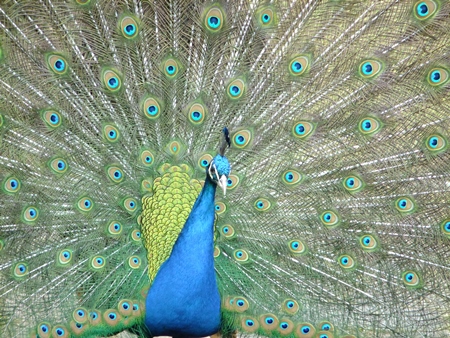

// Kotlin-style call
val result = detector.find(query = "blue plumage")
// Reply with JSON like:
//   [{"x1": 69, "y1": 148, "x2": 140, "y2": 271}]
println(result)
[{"x1": 145, "y1": 155, "x2": 229, "y2": 336}]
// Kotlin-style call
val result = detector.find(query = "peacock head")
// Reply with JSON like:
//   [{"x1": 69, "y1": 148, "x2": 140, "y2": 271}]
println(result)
[
  {"x1": 208, "y1": 127, "x2": 231, "y2": 196},
  {"x1": 208, "y1": 154, "x2": 231, "y2": 196}
]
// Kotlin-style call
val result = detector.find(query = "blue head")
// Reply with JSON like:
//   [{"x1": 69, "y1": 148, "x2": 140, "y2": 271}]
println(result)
[{"x1": 208, "y1": 154, "x2": 231, "y2": 196}]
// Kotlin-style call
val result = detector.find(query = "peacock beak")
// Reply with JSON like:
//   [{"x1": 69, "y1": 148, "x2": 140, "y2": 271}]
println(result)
[{"x1": 218, "y1": 175, "x2": 228, "y2": 197}]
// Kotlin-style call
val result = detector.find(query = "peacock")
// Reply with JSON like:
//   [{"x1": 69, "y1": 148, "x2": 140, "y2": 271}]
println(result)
[{"x1": 0, "y1": 0, "x2": 450, "y2": 337}]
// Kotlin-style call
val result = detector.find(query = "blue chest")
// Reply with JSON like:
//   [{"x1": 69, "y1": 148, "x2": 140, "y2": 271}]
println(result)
[{"x1": 144, "y1": 179, "x2": 221, "y2": 337}]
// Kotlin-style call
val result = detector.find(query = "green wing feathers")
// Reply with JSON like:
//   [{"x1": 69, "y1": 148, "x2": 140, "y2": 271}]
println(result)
[{"x1": 1, "y1": 0, "x2": 450, "y2": 337}]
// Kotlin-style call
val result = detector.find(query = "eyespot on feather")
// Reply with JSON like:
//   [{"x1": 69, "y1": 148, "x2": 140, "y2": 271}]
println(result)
[
  {"x1": 4, "y1": 177, "x2": 21, "y2": 193},
  {"x1": 128, "y1": 256, "x2": 141, "y2": 269},
  {"x1": 103, "y1": 124, "x2": 120, "y2": 143},
  {"x1": 320, "y1": 210, "x2": 340, "y2": 228},
  {"x1": 41, "y1": 109, "x2": 62, "y2": 128},
  {"x1": 232, "y1": 129, "x2": 252, "y2": 149},
  {"x1": 295, "y1": 323, "x2": 316, "y2": 338},
  {"x1": 233, "y1": 249, "x2": 250, "y2": 263},
  {"x1": 358, "y1": 60, "x2": 383, "y2": 79},
  {"x1": 358, "y1": 117, "x2": 382, "y2": 135},
  {"x1": 259, "y1": 314, "x2": 279, "y2": 331},
  {"x1": 227, "y1": 79, "x2": 246, "y2": 99},
  {"x1": 187, "y1": 102, "x2": 207, "y2": 125},
  {"x1": 282, "y1": 299, "x2": 300, "y2": 314},
  {"x1": 241, "y1": 317, "x2": 259, "y2": 333},
  {"x1": 120, "y1": 15, "x2": 139, "y2": 39},
  {"x1": 77, "y1": 197, "x2": 94, "y2": 213},
  {"x1": 22, "y1": 206, "x2": 39, "y2": 222},
  {"x1": 289, "y1": 56, "x2": 309, "y2": 76},
  {"x1": 47, "y1": 54, "x2": 68, "y2": 75},
  {"x1": 204, "y1": 6, "x2": 224, "y2": 32},
  {"x1": 414, "y1": 0, "x2": 438, "y2": 20},
  {"x1": 254, "y1": 198, "x2": 272, "y2": 211},
  {"x1": 102, "y1": 68, "x2": 123, "y2": 92},
  {"x1": 57, "y1": 249, "x2": 73, "y2": 266},
  {"x1": 292, "y1": 121, "x2": 314, "y2": 139},
  {"x1": 49, "y1": 158, "x2": 68, "y2": 174}
]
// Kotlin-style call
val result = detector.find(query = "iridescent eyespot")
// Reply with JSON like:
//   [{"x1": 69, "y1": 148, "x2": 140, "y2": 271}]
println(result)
[
  {"x1": 163, "y1": 58, "x2": 180, "y2": 78},
  {"x1": 73, "y1": 308, "x2": 88, "y2": 323},
  {"x1": 320, "y1": 210, "x2": 340, "y2": 228},
  {"x1": 49, "y1": 158, "x2": 68, "y2": 174},
  {"x1": 402, "y1": 270, "x2": 421, "y2": 288},
  {"x1": 359, "y1": 235, "x2": 378, "y2": 251},
  {"x1": 23, "y1": 206, "x2": 39, "y2": 222},
  {"x1": 220, "y1": 224, "x2": 235, "y2": 238},
  {"x1": 47, "y1": 54, "x2": 68, "y2": 75},
  {"x1": 233, "y1": 297, "x2": 249, "y2": 312},
  {"x1": 140, "y1": 149, "x2": 155, "y2": 167},
  {"x1": 52, "y1": 326, "x2": 68, "y2": 337},
  {"x1": 123, "y1": 197, "x2": 138, "y2": 213},
  {"x1": 232, "y1": 129, "x2": 252, "y2": 148},
  {"x1": 260, "y1": 314, "x2": 279, "y2": 330},
  {"x1": 258, "y1": 7, "x2": 276, "y2": 27},
  {"x1": 282, "y1": 299, "x2": 299, "y2": 314},
  {"x1": 254, "y1": 198, "x2": 272, "y2": 211},
  {"x1": 288, "y1": 239, "x2": 306, "y2": 255},
  {"x1": 102, "y1": 68, "x2": 122, "y2": 92},
  {"x1": 282, "y1": 169, "x2": 303, "y2": 187},
  {"x1": 292, "y1": 121, "x2": 314, "y2": 139},
  {"x1": 319, "y1": 322, "x2": 334, "y2": 331},
  {"x1": 76, "y1": 0, "x2": 91, "y2": 5},
  {"x1": 89, "y1": 310, "x2": 101, "y2": 325},
  {"x1": 427, "y1": 68, "x2": 448, "y2": 86},
  {"x1": 103, "y1": 124, "x2": 120, "y2": 143},
  {"x1": 338, "y1": 254, "x2": 355, "y2": 269},
  {"x1": 4, "y1": 177, "x2": 21, "y2": 193},
  {"x1": 215, "y1": 201, "x2": 227, "y2": 215},
  {"x1": 395, "y1": 196, "x2": 415, "y2": 213},
  {"x1": 227, "y1": 79, "x2": 246, "y2": 99},
  {"x1": 213, "y1": 246, "x2": 221, "y2": 258},
  {"x1": 120, "y1": 16, "x2": 139, "y2": 39},
  {"x1": 198, "y1": 153, "x2": 213, "y2": 170},
  {"x1": 233, "y1": 249, "x2": 249, "y2": 263},
  {"x1": 128, "y1": 256, "x2": 141, "y2": 269},
  {"x1": 359, "y1": 60, "x2": 382, "y2": 79},
  {"x1": 296, "y1": 323, "x2": 316, "y2": 337},
  {"x1": 104, "y1": 310, "x2": 121, "y2": 326},
  {"x1": 226, "y1": 174, "x2": 240, "y2": 190},
  {"x1": 38, "y1": 322, "x2": 51, "y2": 337},
  {"x1": 187, "y1": 102, "x2": 207, "y2": 125},
  {"x1": 107, "y1": 221, "x2": 122, "y2": 236},
  {"x1": 441, "y1": 219, "x2": 450, "y2": 238},
  {"x1": 289, "y1": 56, "x2": 309, "y2": 76},
  {"x1": 131, "y1": 229, "x2": 141, "y2": 242},
  {"x1": 118, "y1": 299, "x2": 133, "y2": 316},
  {"x1": 204, "y1": 7, "x2": 224, "y2": 32},
  {"x1": 242, "y1": 317, "x2": 259, "y2": 332},
  {"x1": 41, "y1": 110, "x2": 62, "y2": 128},
  {"x1": 343, "y1": 175, "x2": 364, "y2": 192},
  {"x1": 107, "y1": 166, "x2": 124, "y2": 183},
  {"x1": 14, "y1": 262, "x2": 29, "y2": 278},
  {"x1": 279, "y1": 320, "x2": 293, "y2": 331},
  {"x1": 142, "y1": 96, "x2": 162, "y2": 120},
  {"x1": 57, "y1": 249, "x2": 73, "y2": 265},
  {"x1": 91, "y1": 255, "x2": 106, "y2": 269},
  {"x1": 167, "y1": 140, "x2": 184, "y2": 156},
  {"x1": 358, "y1": 117, "x2": 382, "y2": 135},
  {"x1": 414, "y1": 1, "x2": 438, "y2": 20},
  {"x1": 77, "y1": 197, "x2": 94, "y2": 212},
  {"x1": 425, "y1": 134, "x2": 447, "y2": 153}
]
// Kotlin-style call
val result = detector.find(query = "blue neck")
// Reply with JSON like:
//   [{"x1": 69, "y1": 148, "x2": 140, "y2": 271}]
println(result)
[{"x1": 144, "y1": 176, "x2": 221, "y2": 337}]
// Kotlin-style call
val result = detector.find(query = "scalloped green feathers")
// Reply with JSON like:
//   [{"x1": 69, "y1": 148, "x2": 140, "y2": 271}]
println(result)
[{"x1": 141, "y1": 165, "x2": 202, "y2": 281}]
